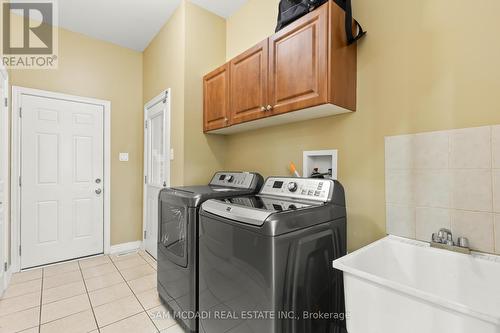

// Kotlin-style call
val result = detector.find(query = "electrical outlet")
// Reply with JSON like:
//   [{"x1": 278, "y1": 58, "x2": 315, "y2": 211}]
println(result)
[{"x1": 119, "y1": 153, "x2": 129, "y2": 162}]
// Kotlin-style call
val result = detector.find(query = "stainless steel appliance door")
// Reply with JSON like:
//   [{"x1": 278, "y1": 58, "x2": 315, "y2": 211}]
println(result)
[{"x1": 160, "y1": 200, "x2": 189, "y2": 268}]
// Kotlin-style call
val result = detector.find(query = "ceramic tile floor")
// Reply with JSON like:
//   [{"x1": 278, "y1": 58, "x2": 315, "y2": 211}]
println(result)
[{"x1": 0, "y1": 250, "x2": 185, "y2": 333}]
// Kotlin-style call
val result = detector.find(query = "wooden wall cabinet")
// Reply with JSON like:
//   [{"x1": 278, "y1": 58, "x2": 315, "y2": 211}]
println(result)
[
  {"x1": 203, "y1": 64, "x2": 230, "y2": 132},
  {"x1": 269, "y1": 3, "x2": 328, "y2": 116},
  {"x1": 204, "y1": 1, "x2": 357, "y2": 134},
  {"x1": 229, "y1": 40, "x2": 269, "y2": 125}
]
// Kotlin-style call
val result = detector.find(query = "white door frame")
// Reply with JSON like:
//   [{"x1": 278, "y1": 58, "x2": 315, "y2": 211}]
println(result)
[
  {"x1": 0, "y1": 66, "x2": 9, "y2": 292},
  {"x1": 11, "y1": 86, "x2": 111, "y2": 272},
  {"x1": 142, "y1": 89, "x2": 171, "y2": 249}
]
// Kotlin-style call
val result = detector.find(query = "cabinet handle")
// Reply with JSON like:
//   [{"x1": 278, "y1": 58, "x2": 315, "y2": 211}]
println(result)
[
  {"x1": 224, "y1": 117, "x2": 228, "y2": 122},
  {"x1": 261, "y1": 106, "x2": 266, "y2": 112},
  {"x1": 266, "y1": 105, "x2": 273, "y2": 111}
]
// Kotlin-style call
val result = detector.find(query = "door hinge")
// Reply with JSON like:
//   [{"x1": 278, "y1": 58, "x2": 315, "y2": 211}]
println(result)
[
  {"x1": 3, "y1": 98, "x2": 7, "y2": 107},
  {"x1": 18, "y1": 176, "x2": 21, "y2": 187},
  {"x1": 18, "y1": 245, "x2": 21, "y2": 256},
  {"x1": 3, "y1": 262, "x2": 7, "y2": 272},
  {"x1": 144, "y1": 175, "x2": 147, "y2": 184},
  {"x1": 145, "y1": 120, "x2": 148, "y2": 129},
  {"x1": 19, "y1": 107, "x2": 22, "y2": 118},
  {"x1": 143, "y1": 230, "x2": 147, "y2": 239}
]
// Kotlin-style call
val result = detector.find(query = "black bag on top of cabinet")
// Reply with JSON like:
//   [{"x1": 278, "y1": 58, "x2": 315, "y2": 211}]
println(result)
[{"x1": 275, "y1": 0, "x2": 366, "y2": 45}]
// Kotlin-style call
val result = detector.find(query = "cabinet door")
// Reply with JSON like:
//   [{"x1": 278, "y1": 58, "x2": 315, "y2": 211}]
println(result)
[
  {"x1": 269, "y1": 3, "x2": 328, "y2": 115},
  {"x1": 230, "y1": 40, "x2": 269, "y2": 124},
  {"x1": 203, "y1": 64, "x2": 230, "y2": 132}
]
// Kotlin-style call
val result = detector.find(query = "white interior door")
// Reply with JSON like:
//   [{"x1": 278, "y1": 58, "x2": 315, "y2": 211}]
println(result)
[
  {"x1": 0, "y1": 69, "x2": 8, "y2": 294},
  {"x1": 144, "y1": 92, "x2": 170, "y2": 259},
  {"x1": 20, "y1": 94, "x2": 104, "y2": 268}
]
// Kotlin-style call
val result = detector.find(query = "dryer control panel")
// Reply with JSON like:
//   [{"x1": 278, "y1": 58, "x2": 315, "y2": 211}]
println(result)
[
  {"x1": 210, "y1": 172, "x2": 257, "y2": 189},
  {"x1": 260, "y1": 177, "x2": 333, "y2": 202}
]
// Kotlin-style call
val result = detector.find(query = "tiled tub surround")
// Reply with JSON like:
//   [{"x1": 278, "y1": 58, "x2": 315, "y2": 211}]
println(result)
[
  {"x1": 385, "y1": 125, "x2": 500, "y2": 254},
  {"x1": 0, "y1": 251, "x2": 184, "y2": 333}
]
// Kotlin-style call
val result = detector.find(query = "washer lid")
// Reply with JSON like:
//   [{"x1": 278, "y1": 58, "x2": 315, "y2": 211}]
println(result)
[{"x1": 202, "y1": 195, "x2": 322, "y2": 226}]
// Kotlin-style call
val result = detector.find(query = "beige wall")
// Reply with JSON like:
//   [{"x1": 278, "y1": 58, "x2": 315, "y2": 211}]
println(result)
[
  {"x1": 143, "y1": 1, "x2": 227, "y2": 187},
  {"x1": 143, "y1": 3, "x2": 186, "y2": 186},
  {"x1": 184, "y1": 2, "x2": 227, "y2": 185},
  {"x1": 224, "y1": 0, "x2": 500, "y2": 251},
  {"x1": 9, "y1": 25, "x2": 144, "y2": 245}
]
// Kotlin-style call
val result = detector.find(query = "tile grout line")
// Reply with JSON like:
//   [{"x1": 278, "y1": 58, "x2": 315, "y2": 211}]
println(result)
[
  {"x1": 77, "y1": 260, "x2": 101, "y2": 333},
  {"x1": 1, "y1": 260, "x2": 133, "y2": 332},
  {"x1": 38, "y1": 267, "x2": 44, "y2": 333},
  {"x1": 490, "y1": 127, "x2": 497, "y2": 253},
  {"x1": 138, "y1": 251, "x2": 158, "y2": 271},
  {"x1": 109, "y1": 254, "x2": 162, "y2": 332},
  {"x1": 3, "y1": 256, "x2": 166, "y2": 331}
]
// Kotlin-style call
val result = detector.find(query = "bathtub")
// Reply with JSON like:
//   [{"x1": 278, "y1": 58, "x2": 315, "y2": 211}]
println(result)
[{"x1": 332, "y1": 235, "x2": 500, "y2": 333}]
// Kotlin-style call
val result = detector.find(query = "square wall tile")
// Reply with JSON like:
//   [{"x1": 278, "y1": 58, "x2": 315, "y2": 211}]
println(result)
[
  {"x1": 495, "y1": 214, "x2": 500, "y2": 255},
  {"x1": 386, "y1": 204, "x2": 416, "y2": 238},
  {"x1": 416, "y1": 207, "x2": 451, "y2": 242},
  {"x1": 385, "y1": 135, "x2": 414, "y2": 170},
  {"x1": 452, "y1": 169, "x2": 492, "y2": 212},
  {"x1": 414, "y1": 130, "x2": 449, "y2": 169},
  {"x1": 493, "y1": 125, "x2": 500, "y2": 168},
  {"x1": 450, "y1": 126, "x2": 491, "y2": 169},
  {"x1": 385, "y1": 170, "x2": 414, "y2": 205},
  {"x1": 494, "y1": 170, "x2": 500, "y2": 213},
  {"x1": 451, "y1": 210, "x2": 494, "y2": 253},
  {"x1": 415, "y1": 170, "x2": 451, "y2": 208}
]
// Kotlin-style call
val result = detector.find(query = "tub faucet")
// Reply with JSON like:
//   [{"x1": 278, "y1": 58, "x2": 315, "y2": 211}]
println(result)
[
  {"x1": 434, "y1": 228, "x2": 453, "y2": 245},
  {"x1": 431, "y1": 228, "x2": 470, "y2": 254}
]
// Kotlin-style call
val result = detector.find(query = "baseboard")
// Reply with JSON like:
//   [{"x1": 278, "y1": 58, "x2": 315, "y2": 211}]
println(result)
[{"x1": 109, "y1": 241, "x2": 143, "y2": 255}]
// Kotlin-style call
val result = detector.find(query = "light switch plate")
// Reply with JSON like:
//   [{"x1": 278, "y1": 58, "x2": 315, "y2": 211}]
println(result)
[{"x1": 119, "y1": 153, "x2": 129, "y2": 162}]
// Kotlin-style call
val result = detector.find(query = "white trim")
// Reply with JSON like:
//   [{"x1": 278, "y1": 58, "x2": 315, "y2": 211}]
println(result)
[
  {"x1": 142, "y1": 89, "x2": 171, "y2": 249},
  {"x1": 0, "y1": 66, "x2": 9, "y2": 294},
  {"x1": 10, "y1": 86, "x2": 112, "y2": 272},
  {"x1": 109, "y1": 241, "x2": 143, "y2": 255}
]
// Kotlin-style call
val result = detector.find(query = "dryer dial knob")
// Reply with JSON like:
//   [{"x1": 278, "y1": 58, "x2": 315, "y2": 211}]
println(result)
[
  {"x1": 227, "y1": 175, "x2": 234, "y2": 183},
  {"x1": 287, "y1": 182, "x2": 298, "y2": 192}
]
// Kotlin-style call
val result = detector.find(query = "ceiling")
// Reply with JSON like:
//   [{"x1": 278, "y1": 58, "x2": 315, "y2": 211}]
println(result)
[{"x1": 22, "y1": 0, "x2": 248, "y2": 51}]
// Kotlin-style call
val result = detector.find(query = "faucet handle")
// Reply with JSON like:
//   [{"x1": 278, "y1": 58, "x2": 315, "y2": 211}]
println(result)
[
  {"x1": 457, "y1": 237, "x2": 469, "y2": 249},
  {"x1": 438, "y1": 228, "x2": 452, "y2": 241},
  {"x1": 432, "y1": 233, "x2": 441, "y2": 243}
]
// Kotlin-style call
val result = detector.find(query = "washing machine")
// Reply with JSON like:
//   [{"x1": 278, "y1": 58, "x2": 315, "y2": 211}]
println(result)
[
  {"x1": 198, "y1": 177, "x2": 347, "y2": 333},
  {"x1": 157, "y1": 172, "x2": 264, "y2": 333}
]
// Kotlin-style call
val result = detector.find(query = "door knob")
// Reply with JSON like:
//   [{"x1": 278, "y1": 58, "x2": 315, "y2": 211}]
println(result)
[{"x1": 95, "y1": 188, "x2": 102, "y2": 195}]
